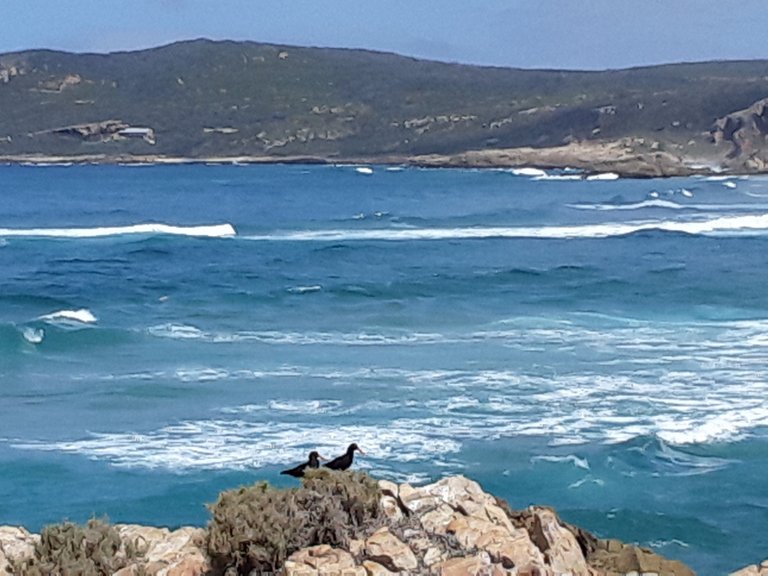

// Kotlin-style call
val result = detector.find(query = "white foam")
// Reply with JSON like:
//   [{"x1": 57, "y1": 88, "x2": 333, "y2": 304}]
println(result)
[
  {"x1": 531, "y1": 454, "x2": 590, "y2": 470},
  {"x1": 174, "y1": 368, "x2": 230, "y2": 382},
  {"x1": 355, "y1": 166, "x2": 374, "y2": 175},
  {"x1": 39, "y1": 308, "x2": 97, "y2": 324},
  {"x1": 586, "y1": 172, "x2": 620, "y2": 181},
  {"x1": 656, "y1": 404, "x2": 768, "y2": 445},
  {"x1": 22, "y1": 327, "x2": 44, "y2": 344},
  {"x1": 723, "y1": 181, "x2": 737, "y2": 189},
  {"x1": 287, "y1": 285, "x2": 322, "y2": 294},
  {"x1": 533, "y1": 174, "x2": 583, "y2": 181},
  {"x1": 568, "y1": 199, "x2": 684, "y2": 211},
  {"x1": 0, "y1": 223, "x2": 236, "y2": 239},
  {"x1": 12, "y1": 421, "x2": 462, "y2": 472},
  {"x1": 148, "y1": 324, "x2": 204, "y2": 339},
  {"x1": 244, "y1": 213, "x2": 768, "y2": 241},
  {"x1": 16, "y1": 314, "x2": 768, "y2": 472},
  {"x1": 511, "y1": 167, "x2": 547, "y2": 177},
  {"x1": 568, "y1": 476, "x2": 605, "y2": 489}
]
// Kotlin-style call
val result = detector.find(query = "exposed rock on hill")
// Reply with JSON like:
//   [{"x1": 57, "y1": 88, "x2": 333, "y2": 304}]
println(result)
[{"x1": 712, "y1": 97, "x2": 768, "y2": 171}]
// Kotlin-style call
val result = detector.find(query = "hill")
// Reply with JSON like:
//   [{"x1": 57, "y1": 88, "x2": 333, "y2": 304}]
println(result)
[{"x1": 2, "y1": 39, "x2": 768, "y2": 173}]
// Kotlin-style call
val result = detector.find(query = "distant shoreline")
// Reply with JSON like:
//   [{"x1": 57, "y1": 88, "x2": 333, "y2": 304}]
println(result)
[{"x1": 0, "y1": 143, "x2": 729, "y2": 179}]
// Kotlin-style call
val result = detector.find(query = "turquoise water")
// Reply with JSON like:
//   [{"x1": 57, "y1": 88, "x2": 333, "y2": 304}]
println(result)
[{"x1": 2, "y1": 164, "x2": 768, "y2": 574}]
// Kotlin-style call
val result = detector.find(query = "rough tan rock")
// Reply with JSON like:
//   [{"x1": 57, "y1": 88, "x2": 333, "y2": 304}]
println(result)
[
  {"x1": 362, "y1": 559, "x2": 398, "y2": 575},
  {"x1": 364, "y1": 527, "x2": 418, "y2": 572},
  {"x1": 283, "y1": 544, "x2": 365, "y2": 575},
  {"x1": 380, "y1": 494, "x2": 404, "y2": 521},
  {"x1": 116, "y1": 525, "x2": 208, "y2": 576},
  {"x1": 731, "y1": 562, "x2": 768, "y2": 576},
  {"x1": 437, "y1": 552, "x2": 498, "y2": 576},
  {"x1": 731, "y1": 566, "x2": 761, "y2": 576},
  {"x1": 420, "y1": 504, "x2": 458, "y2": 534},
  {"x1": 0, "y1": 527, "x2": 38, "y2": 574},
  {"x1": 529, "y1": 507, "x2": 591, "y2": 576}
]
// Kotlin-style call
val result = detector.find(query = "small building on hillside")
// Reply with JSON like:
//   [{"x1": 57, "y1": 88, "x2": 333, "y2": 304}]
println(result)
[{"x1": 118, "y1": 127, "x2": 156, "y2": 144}]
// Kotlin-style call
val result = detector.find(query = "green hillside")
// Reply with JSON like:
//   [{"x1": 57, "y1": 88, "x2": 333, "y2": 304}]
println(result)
[{"x1": 1, "y1": 39, "x2": 767, "y2": 163}]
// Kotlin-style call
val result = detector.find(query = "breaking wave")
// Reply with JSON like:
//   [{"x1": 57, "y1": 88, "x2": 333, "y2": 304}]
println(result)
[
  {"x1": 243, "y1": 213, "x2": 768, "y2": 241},
  {"x1": 0, "y1": 223, "x2": 236, "y2": 239}
]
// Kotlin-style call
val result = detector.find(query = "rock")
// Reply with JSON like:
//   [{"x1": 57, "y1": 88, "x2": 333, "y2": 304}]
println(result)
[
  {"x1": 731, "y1": 567, "x2": 761, "y2": 576},
  {"x1": 711, "y1": 97, "x2": 768, "y2": 170},
  {"x1": 0, "y1": 474, "x2": 702, "y2": 576},
  {"x1": 436, "y1": 552, "x2": 501, "y2": 576},
  {"x1": 420, "y1": 504, "x2": 457, "y2": 534},
  {"x1": 0, "y1": 526, "x2": 38, "y2": 573},
  {"x1": 380, "y1": 495, "x2": 404, "y2": 521},
  {"x1": 378, "y1": 479, "x2": 399, "y2": 498},
  {"x1": 364, "y1": 527, "x2": 418, "y2": 572},
  {"x1": 529, "y1": 507, "x2": 591, "y2": 576},
  {"x1": 445, "y1": 510, "x2": 545, "y2": 570},
  {"x1": 589, "y1": 540, "x2": 694, "y2": 576},
  {"x1": 116, "y1": 525, "x2": 208, "y2": 576},
  {"x1": 283, "y1": 544, "x2": 365, "y2": 575},
  {"x1": 362, "y1": 559, "x2": 398, "y2": 575},
  {"x1": 730, "y1": 561, "x2": 768, "y2": 576}
]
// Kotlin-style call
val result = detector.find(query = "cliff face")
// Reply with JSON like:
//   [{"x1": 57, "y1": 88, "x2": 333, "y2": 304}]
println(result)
[
  {"x1": 0, "y1": 475, "x2": 697, "y2": 576},
  {"x1": 712, "y1": 97, "x2": 768, "y2": 171}
]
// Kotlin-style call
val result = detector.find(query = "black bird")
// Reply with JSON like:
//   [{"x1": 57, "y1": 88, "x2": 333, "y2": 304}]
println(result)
[
  {"x1": 324, "y1": 443, "x2": 366, "y2": 471},
  {"x1": 280, "y1": 450, "x2": 324, "y2": 478}
]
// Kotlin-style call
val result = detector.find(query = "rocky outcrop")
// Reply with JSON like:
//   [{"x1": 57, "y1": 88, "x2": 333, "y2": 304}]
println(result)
[
  {"x1": 410, "y1": 139, "x2": 698, "y2": 178},
  {"x1": 0, "y1": 475, "x2": 697, "y2": 576},
  {"x1": 277, "y1": 475, "x2": 694, "y2": 575},
  {"x1": 0, "y1": 525, "x2": 208, "y2": 576},
  {"x1": 0, "y1": 527, "x2": 38, "y2": 574},
  {"x1": 731, "y1": 560, "x2": 768, "y2": 576},
  {"x1": 47, "y1": 120, "x2": 129, "y2": 142},
  {"x1": 711, "y1": 97, "x2": 768, "y2": 171}
]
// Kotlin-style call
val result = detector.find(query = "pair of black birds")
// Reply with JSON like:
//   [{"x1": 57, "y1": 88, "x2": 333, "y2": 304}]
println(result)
[{"x1": 280, "y1": 443, "x2": 365, "y2": 478}]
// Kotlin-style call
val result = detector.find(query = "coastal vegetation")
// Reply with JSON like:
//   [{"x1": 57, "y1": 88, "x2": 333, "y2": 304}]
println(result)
[
  {"x1": 207, "y1": 469, "x2": 380, "y2": 574},
  {"x1": 2, "y1": 40, "x2": 768, "y2": 172},
  {"x1": 0, "y1": 472, "x2": 709, "y2": 575}
]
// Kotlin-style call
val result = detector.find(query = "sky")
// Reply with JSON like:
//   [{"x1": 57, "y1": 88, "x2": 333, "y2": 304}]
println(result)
[{"x1": 5, "y1": 0, "x2": 768, "y2": 70}]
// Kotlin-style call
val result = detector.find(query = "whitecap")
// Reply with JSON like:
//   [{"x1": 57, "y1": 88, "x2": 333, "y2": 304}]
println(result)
[
  {"x1": 11, "y1": 420, "x2": 462, "y2": 472},
  {"x1": 267, "y1": 399, "x2": 343, "y2": 414},
  {"x1": 174, "y1": 368, "x2": 230, "y2": 382},
  {"x1": 22, "y1": 327, "x2": 44, "y2": 344},
  {"x1": 147, "y1": 324, "x2": 204, "y2": 340},
  {"x1": 531, "y1": 454, "x2": 590, "y2": 470},
  {"x1": 0, "y1": 222, "x2": 236, "y2": 239},
  {"x1": 586, "y1": 172, "x2": 620, "y2": 181},
  {"x1": 511, "y1": 167, "x2": 547, "y2": 177},
  {"x1": 39, "y1": 308, "x2": 97, "y2": 325},
  {"x1": 355, "y1": 166, "x2": 374, "y2": 175},
  {"x1": 568, "y1": 476, "x2": 605, "y2": 489},
  {"x1": 243, "y1": 213, "x2": 768, "y2": 242},
  {"x1": 286, "y1": 285, "x2": 322, "y2": 294},
  {"x1": 533, "y1": 174, "x2": 583, "y2": 181},
  {"x1": 567, "y1": 199, "x2": 683, "y2": 211}
]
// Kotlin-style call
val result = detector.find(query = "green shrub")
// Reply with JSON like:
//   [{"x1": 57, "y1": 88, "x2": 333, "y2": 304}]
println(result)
[
  {"x1": 206, "y1": 470, "x2": 381, "y2": 575},
  {"x1": 6, "y1": 517, "x2": 146, "y2": 576}
]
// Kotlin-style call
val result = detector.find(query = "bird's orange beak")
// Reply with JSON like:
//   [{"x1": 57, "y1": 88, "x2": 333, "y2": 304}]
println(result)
[
  {"x1": 356, "y1": 447, "x2": 366, "y2": 455},
  {"x1": 317, "y1": 454, "x2": 327, "y2": 461}
]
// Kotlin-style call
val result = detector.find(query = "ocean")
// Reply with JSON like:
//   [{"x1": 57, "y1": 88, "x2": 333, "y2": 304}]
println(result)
[{"x1": 1, "y1": 163, "x2": 767, "y2": 574}]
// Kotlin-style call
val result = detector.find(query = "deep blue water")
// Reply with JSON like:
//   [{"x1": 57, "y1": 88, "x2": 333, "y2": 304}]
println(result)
[{"x1": 2, "y1": 164, "x2": 768, "y2": 574}]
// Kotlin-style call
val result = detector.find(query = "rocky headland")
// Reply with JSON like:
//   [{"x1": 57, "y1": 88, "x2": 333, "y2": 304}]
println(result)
[
  {"x1": 3, "y1": 41, "x2": 768, "y2": 177},
  {"x1": 2, "y1": 473, "x2": 749, "y2": 576}
]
